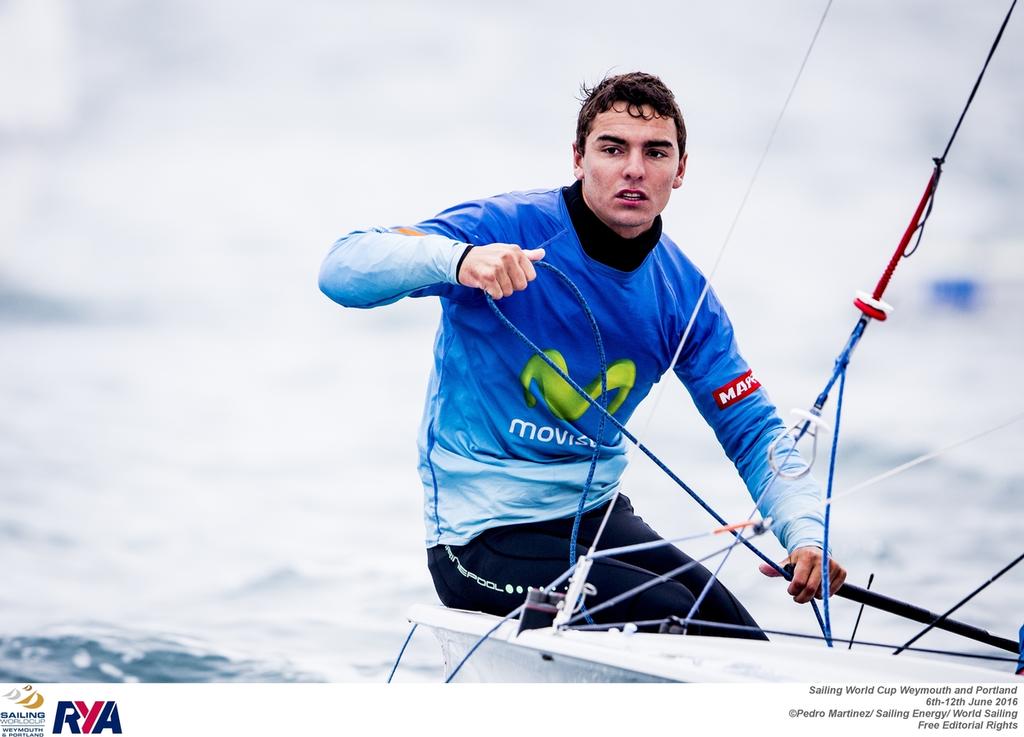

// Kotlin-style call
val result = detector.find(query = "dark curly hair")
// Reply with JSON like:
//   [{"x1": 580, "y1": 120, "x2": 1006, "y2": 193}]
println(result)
[{"x1": 575, "y1": 72, "x2": 686, "y2": 157}]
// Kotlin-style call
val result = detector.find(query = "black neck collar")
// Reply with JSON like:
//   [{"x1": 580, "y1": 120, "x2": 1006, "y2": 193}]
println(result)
[{"x1": 562, "y1": 180, "x2": 662, "y2": 272}]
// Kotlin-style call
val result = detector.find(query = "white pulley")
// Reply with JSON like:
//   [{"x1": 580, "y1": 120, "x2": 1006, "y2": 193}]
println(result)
[{"x1": 768, "y1": 407, "x2": 830, "y2": 479}]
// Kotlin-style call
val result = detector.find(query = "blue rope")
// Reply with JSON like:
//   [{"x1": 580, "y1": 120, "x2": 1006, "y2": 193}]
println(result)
[
  {"x1": 445, "y1": 607, "x2": 524, "y2": 683},
  {"x1": 487, "y1": 262, "x2": 608, "y2": 625},
  {"x1": 774, "y1": 316, "x2": 867, "y2": 645},
  {"x1": 486, "y1": 262, "x2": 788, "y2": 579},
  {"x1": 812, "y1": 317, "x2": 867, "y2": 410},
  {"x1": 811, "y1": 318, "x2": 859, "y2": 647},
  {"x1": 386, "y1": 623, "x2": 418, "y2": 683},
  {"x1": 820, "y1": 368, "x2": 848, "y2": 647},
  {"x1": 810, "y1": 599, "x2": 827, "y2": 635}
]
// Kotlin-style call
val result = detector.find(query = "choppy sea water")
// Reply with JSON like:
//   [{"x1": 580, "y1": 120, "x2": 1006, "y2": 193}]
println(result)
[{"x1": 1, "y1": 0, "x2": 1021, "y2": 682}]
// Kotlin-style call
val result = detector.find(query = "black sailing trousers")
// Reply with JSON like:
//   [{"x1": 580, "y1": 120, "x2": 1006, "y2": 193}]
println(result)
[{"x1": 427, "y1": 494, "x2": 767, "y2": 640}]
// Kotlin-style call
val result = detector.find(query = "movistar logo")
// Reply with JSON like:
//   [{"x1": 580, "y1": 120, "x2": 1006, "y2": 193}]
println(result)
[{"x1": 519, "y1": 349, "x2": 636, "y2": 422}]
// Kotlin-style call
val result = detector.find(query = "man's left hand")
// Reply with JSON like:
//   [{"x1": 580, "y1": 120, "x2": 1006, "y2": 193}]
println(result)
[{"x1": 758, "y1": 547, "x2": 847, "y2": 604}]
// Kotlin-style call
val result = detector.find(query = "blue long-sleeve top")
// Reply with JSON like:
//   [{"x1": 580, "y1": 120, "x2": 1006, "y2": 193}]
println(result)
[{"x1": 319, "y1": 186, "x2": 826, "y2": 552}]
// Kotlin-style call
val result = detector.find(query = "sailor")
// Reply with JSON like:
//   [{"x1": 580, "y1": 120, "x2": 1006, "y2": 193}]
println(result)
[{"x1": 319, "y1": 72, "x2": 846, "y2": 638}]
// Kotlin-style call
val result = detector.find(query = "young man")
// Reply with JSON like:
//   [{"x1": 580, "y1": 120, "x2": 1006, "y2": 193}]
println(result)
[{"x1": 319, "y1": 72, "x2": 845, "y2": 638}]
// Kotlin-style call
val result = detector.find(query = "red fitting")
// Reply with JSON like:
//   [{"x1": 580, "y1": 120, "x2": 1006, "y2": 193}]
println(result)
[
  {"x1": 854, "y1": 297, "x2": 888, "y2": 321},
  {"x1": 871, "y1": 167, "x2": 940, "y2": 302}
]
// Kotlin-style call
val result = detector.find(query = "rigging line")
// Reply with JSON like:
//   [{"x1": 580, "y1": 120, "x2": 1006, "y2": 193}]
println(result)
[
  {"x1": 940, "y1": 0, "x2": 1018, "y2": 163},
  {"x1": 562, "y1": 536, "x2": 755, "y2": 627},
  {"x1": 814, "y1": 317, "x2": 868, "y2": 409},
  {"x1": 568, "y1": 618, "x2": 1023, "y2": 665},
  {"x1": 444, "y1": 604, "x2": 525, "y2": 683},
  {"x1": 893, "y1": 551, "x2": 1024, "y2": 656},
  {"x1": 682, "y1": 527, "x2": 747, "y2": 632},
  {"x1": 848, "y1": 573, "x2": 874, "y2": 650},
  {"x1": 866, "y1": 0, "x2": 1017, "y2": 294},
  {"x1": 605, "y1": 0, "x2": 835, "y2": 510},
  {"x1": 694, "y1": 0, "x2": 835, "y2": 286},
  {"x1": 386, "y1": 623, "x2": 418, "y2": 683},
  {"x1": 823, "y1": 411, "x2": 1024, "y2": 509},
  {"x1": 820, "y1": 365, "x2": 848, "y2": 647},
  {"x1": 902, "y1": 164, "x2": 942, "y2": 259},
  {"x1": 589, "y1": 528, "x2": 735, "y2": 560},
  {"x1": 587, "y1": 486, "x2": 623, "y2": 558}
]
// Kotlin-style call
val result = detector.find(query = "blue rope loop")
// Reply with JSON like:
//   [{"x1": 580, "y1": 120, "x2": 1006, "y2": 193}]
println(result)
[{"x1": 487, "y1": 261, "x2": 608, "y2": 625}]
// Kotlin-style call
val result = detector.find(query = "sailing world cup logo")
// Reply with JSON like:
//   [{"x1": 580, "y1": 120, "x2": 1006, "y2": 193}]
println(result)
[
  {"x1": 3, "y1": 685, "x2": 43, "y2": 711},
  {"x1": 1, "y1": 685, "x2": 46, "y2": 737}
]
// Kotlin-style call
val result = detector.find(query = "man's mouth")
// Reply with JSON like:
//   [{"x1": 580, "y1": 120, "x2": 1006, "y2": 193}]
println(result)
[{"x1": 616, "y1": 190, "x2": 647, "y2": 202}]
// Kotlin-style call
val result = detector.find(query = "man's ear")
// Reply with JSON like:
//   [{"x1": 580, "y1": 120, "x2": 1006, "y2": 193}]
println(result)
[
  {"x1": 572, "y1": 142, "x2": 584, "y2": 181},
  {"x1": 673, "y1": 151, "x2": 688, "y2": 189}
]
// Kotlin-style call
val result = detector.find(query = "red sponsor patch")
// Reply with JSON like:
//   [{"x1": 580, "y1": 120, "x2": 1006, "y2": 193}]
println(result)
[{"x1": 712, "y1": 370, "x2": 761, "y2": 409}]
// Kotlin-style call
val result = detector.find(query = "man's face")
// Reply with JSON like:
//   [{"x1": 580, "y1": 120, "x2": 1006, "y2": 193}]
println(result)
[{"x1": 573, "y1": 103, "x2": 686, "y2": 240}]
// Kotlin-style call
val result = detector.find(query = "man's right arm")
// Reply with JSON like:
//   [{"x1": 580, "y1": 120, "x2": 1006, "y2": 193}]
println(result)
[
  {"x1": 319, "y1": 226, "x2": 545, "y2": 308},
  {"x1": 318, "y1": 227, "x2": 469, "y2": 308}
]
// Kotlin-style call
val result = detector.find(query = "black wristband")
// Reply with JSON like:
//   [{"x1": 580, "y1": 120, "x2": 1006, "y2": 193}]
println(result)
[{"x1": 455, "y1": 244, "x2": 474, "y2": 283}]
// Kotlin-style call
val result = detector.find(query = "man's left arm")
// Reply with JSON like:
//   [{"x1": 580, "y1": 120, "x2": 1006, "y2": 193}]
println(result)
[{"x1": 672, "y1": 285, "x2": 846, "y2": 603}]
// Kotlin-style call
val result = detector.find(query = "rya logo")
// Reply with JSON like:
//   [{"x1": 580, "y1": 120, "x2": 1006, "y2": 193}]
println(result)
[{"x1": 52, "y1": 701, "x2": 122, "y2": 734}]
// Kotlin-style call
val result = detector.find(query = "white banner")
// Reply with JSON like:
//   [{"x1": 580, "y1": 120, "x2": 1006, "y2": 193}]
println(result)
[{"x1": 2, "y1": 682, "x2": 1021, "y2": 737}]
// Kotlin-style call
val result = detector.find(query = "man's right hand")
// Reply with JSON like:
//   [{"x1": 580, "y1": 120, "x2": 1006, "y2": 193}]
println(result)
[{"x1": 457, "y1": 244, "x2": 546, "y2": 300}]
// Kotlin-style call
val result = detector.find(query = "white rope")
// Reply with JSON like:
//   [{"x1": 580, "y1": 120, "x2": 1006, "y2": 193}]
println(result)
[
  {"x1": 589, "y1": 0, "x2": 835, "y2": 558},
  {"x1": 824, "y1": 411, "x2": 1024, "y2": 508},
  {"x1": 634, "y1": 0, "x2": 835, "y2": 435}
]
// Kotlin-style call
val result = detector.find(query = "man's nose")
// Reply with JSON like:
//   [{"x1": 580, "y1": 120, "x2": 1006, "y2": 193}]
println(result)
[{"x1": 622, "y1": 150, "x2": 645, "y2": 179}]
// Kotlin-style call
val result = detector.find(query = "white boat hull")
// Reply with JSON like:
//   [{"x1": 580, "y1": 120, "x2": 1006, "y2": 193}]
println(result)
[{"x1": 408, "y1": 604, "x2": 1020, "y2": 683}]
